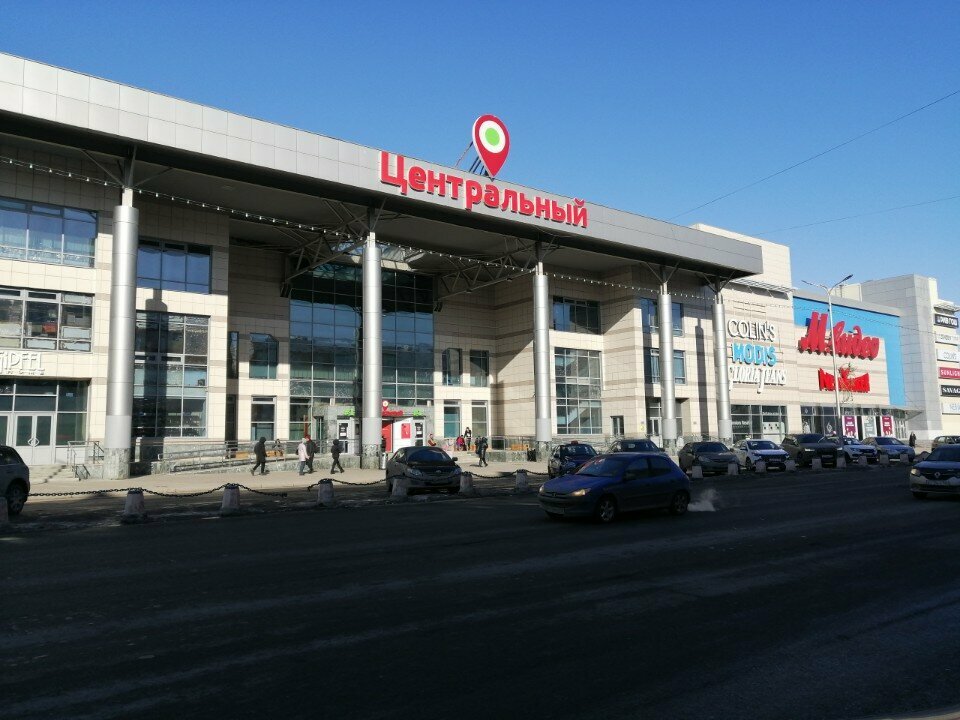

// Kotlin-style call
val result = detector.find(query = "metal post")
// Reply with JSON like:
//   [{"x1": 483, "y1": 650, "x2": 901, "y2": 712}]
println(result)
[
  {"x1": 658, "y1": 282, "x2": 677, "y2": 452},
  {"x1": 713, "y1": 291, "x2": 733, "y2": 444},
  {"x1": 533, "y1": 256, "x2": 552, "y2": 460},
  {"x1": 360, "y1": 231, "x2": 382, "y2": 468},
  {"x1": 826, "y1": 294, "x2": 843, "y2": 437},
  {"x1": 103, "y1": 187, "x2": 138, "y2": 480}
]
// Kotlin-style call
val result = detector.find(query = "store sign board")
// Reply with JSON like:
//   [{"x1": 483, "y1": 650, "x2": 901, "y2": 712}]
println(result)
[
  {"x1": 936, "y1": 347, "x2": 959, "y2": 363},
  {"x1": 935, "y1": 331, "x2": 959, "y2": 345},
  {"x1": 940, "y1": 367, "x2": 960, "y2": 380},
  {"x1": 881, "y1": 415, "x2": 894, "y2": 436},
  {"x1": 726, "y1": 318, "x2": 786, "y2": 393},
  {"x1": 798, "y1": 312, "x2": 880, "y2": 359},
  {"x1": 818, "y1": 367, "x2": 871, "y2": 393},
  {"x1": 0, "y1": 351, "x2": 45, "y2": 375},
  {"x1": 941, "y1": 385, "x2": 960, "y2": 397},
  {"x1": 934, "y1": 313, "x2": 959, "y2": 329},
  {"x1": 942, "y1": 401, "x2": 960, "y2": 415}
]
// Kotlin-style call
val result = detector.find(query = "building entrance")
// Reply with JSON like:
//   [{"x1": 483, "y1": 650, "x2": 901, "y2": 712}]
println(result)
[{"x1": 11, "y1": 413, "x2": 54, "y2": 464}]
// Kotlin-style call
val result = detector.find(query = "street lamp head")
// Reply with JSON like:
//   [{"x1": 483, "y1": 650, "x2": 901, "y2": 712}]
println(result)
[{"x1": 839, "y1": 273, "x2": 853, "y2": 284}]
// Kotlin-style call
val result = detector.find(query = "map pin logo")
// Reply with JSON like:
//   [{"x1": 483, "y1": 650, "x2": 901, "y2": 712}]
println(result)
[{"x1": 473, "y1": 114, "x2": 510, "y2": 178}]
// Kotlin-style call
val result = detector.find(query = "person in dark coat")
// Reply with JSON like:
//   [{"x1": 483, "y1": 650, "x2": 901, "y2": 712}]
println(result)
[
  {"x1": 476, "y1": 436, "x2": 488, "y2": 467},
  {"x1": 251, "y1": 436, "x2": 267, "y2": 475},
  {"x1": 909, "y1": 432, "x2": 917, "y2": 448},
  {"x1": 331, "y1": 438, "x2": 345, "y2": 474},
  {"x1": 464, "y1": 427, "x2": 472, "y2": 450},
  {"x1": 305, "y1": 435, "x2": 317, "y2": 473}
]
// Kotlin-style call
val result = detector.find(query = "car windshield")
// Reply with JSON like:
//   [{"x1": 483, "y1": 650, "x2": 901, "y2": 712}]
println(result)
[
  {"x1": 747, "y1": 441, "x2": 777, "y2": 450},
  {"x1": 407, "y1": 448, "x2": 452, "y2": 463},
  {"x1": 796, "y1": 434, "x2": 825, "y2": 443},
  {"x1": 928, "y1": 447, "x2": 960, "y2": 462},
  {"x1": 875, "y1": 437, "x2": 899, "y2": 446},
  {"x1": 620, "y1": 440, "x2": 655, "y2": 451},
  {"x1": 561, "y1": 445, "x2": 596, "y2": 458},
  {"x1": 575, "y1": 456, "x2": 629, "y2": 477},
  {"x1": 696, "y1": 443, "x2": 728, "y2": 453}
]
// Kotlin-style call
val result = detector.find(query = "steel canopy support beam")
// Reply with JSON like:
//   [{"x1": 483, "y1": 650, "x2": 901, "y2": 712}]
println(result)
[
  {"x1": 700, "y1": 274, "x2": 735, "y2": 444},
  {"x1": 360, "y1": 228, "x2": 382, "y2": 469},
  {"x1": 533, "y1": 243, "x2": 552, "y2": 461}
]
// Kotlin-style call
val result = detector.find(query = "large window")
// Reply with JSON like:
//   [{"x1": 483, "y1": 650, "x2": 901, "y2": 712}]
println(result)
[
  {"x1": 444, "y1": 401, "x2": 461, "y2": 439},
  {"x1": 0, "y1": 286, "x2": 93, "y2": 352},
  {"x1": 137, "y1": 239, "x2": 211, "y2": 293},
  {"x1": 227, "y1": 331, "x2": 239, "y2": 379},
  {"x1": 553, "y1": 296, "x2": 601, "y2": 334},
  {"x1": 442, "y1": 348, "x2": 462, "y2": 386},
  {"x1": 638, "y1": 297, "x2": 684, "y2": 336},
  {"x1": 733, "y1": 405, "x2": 788, "y2": 442},
  {"x1": 644, "y1": 348, "x2": 687, "y2": 385},
  {"x1": 555, "y1": 348, "x2": 603, "y2": 435},
  {"x1": 250, "y1": 396, "x2": 276, "y2": 441},
  {"x1": 472, "y1": 400, "x2": 488, "y2": 438},
  {"x1": 0, "y1": 379, "x2": 89, "y2": 445},
  {"x1": 133, "y1": 312, "x2": 209, "y2": 437},
  {"x1": 0, "y1": 197, "x2": 97, "y2": 268},
  {"x1": 249, "y1": 333, "x2": 278, "y2": 379},
  {"x1": 469, "y1": 349, "x2": 489, "y2": 387}
]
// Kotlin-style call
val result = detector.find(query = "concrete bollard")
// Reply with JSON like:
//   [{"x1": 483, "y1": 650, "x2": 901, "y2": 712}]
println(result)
[
  {"x1": 515, "y1": 469, "x2": 530, "y2": 493},
  {"x1": 754, "y1": 460, "x2": 766, "y2": 474},
  {"x1": 220, "y1": 483, "x2": 240, "y2": 516},
  {"x1": 691, "y1": 465, "x2": 703, "y2": 479},
  {"x1": 857, "y1": 455, "x2": 867, "y2": 467},
  {"x1": 459, "y1": 472, "x2": 476, "y2": 496},
  {"x1": 786, "y1": 459, "x2": 797, "y2": 473},
  {"x1": 900, "y1": 453, "x2": 909, "y2": 464},
  {"x1": 811, "y1": 457, "x2": 823, "y2": 472},
  {"x1": 727, "y1": 462, "x2": 739, "y2": 476},
  {"x1": 390, "y1": 476, "x2": 410, "y2": 501},
  {"x1": 317, "y1": 479, "x2": 335, "y2": 507},
  {"x1": 836, "y1": 455, "x2": 846, "y2": 469},
  {"x1": 879, "y1": 453, "x2": 890, "y2": 467},
  {"x1": 0, "y1": 497, "x2": 9, "y2": 530},
  {"x1": 121, "y1": 489, "x2": 147, "y2": 524}
]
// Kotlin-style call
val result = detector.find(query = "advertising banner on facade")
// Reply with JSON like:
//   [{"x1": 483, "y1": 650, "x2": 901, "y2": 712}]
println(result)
[
  {"x1": 843, "y1": 415, "x2": 858, "y2": 436},
  {"x1": 941, "y1": 385, "x2": 960, "y2": 397},
  {"x1": 936, "y1": 347, "x2": 960, "y2": 363},
  {"x1": 935, "y1": 331, "x2": 959, "y2": 345},
  {"x1": 942, "y1": 401, "x2": 960, "y2": 415},
  {"x1": 881, "y1": 415, "x2": 894, "y2": 436},
  {"x1": 935, "y1": 313, "x2": 959, "y2": 329},
  {"x1": 940, "y1": 367, "x2": 960, "y2": 380}
]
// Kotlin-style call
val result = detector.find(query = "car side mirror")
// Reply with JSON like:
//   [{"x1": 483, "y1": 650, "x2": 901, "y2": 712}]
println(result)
[{"x1": 451, "y1": 457, "x2": 459, "y2": 462}]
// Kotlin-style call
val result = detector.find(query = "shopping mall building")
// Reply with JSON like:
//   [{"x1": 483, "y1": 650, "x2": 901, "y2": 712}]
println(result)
[{"x1": 0, "y1": 52, "x2": 955, "y2": 477}]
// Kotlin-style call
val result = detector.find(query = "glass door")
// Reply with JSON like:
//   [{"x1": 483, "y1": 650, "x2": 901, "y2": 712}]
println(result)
[{"x1": 14, "y1": 413, "x2": 54, "y2": 464}]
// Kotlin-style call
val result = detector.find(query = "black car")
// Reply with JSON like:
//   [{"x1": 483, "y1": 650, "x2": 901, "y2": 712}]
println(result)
[
  {"x1": 608, "y1": 438, "x2": 666, "y2": 455},
  {"x1": 385, "y1": 446, "x2": 461, "y2": 494},
  {"x1": 781, "y1": 434, "x2": 838, "y2": 467},
  {"x1": 0, "y1": 445, "x2": 30, "y2": 515},
  {"x1": 547, "y1": 442, "x2": 597, "y2": 479},
  {"x1": 677, "y1": 441, "x2": 738, "y2": 474}
]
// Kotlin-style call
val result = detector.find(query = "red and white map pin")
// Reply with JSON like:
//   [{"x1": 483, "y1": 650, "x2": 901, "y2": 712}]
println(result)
[{"x1": 473, "y1": 114, "x2": 510, "y2": 178}]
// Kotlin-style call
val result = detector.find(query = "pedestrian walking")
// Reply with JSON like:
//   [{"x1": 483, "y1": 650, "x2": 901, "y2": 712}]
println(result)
[
  {"x1": 331, "y1": 437, "x2": 345, "y2": 474},
  {"x1": 477, "y1": 435, "x2": 488, "y2": 467},
  {"x1": 456, "y1": 434, "x2": 465, "y2": 451},
  {"x1": 251, "y1": 436, "x2": 268, "y2": 475},
  {"x1": 909, "y1": 431, "x2": 917, "y2": 448},
  {"x1": 305, "y1": 435, "x2": 317, "y2": 473},
  {"x1": 297, "y1": 437, "x2": 309, "y2": 476},
  {"x1": 464, "y1": 427, "x2": 472, "y2": 450}
]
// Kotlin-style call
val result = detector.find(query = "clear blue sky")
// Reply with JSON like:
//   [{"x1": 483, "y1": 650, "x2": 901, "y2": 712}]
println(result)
[{"x1": 2, "y1": 1, "x2": 958, "y2": 301}]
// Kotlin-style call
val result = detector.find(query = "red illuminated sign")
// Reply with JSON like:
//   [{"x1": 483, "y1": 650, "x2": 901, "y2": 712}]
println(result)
[
  {"x1": 379, "y1": 152, "x2": 588, "y2": 228},
  {"x1": 798, "y1": 312, "x2": 880, "y2": 360},
  {"x1": 940, "y1": 367, "x2": 960, "y2": 380},
  {"x1": 473, "y1": 115, "x2": 510, "y2": 178},
  {"x1": 818, "y1": 367, "x2": 871, "y2": 393}
]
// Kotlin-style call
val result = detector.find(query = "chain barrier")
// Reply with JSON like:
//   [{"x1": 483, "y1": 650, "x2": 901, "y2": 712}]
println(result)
[
  {"x1": 141, "y1": 485, "x2": 227, "y2": 498},
  {"x1": 234, "y1": 484, "x2": 288, "y2": 498},
  {"x1": 31, "y1": 488, "x2": 132, "y2": 497}
]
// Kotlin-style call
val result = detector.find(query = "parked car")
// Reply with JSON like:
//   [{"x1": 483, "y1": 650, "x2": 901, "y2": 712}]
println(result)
[
  {"x1": 0, "y1": 445, "x2": 30, "y2": 515},
  {"x1": 547, "y1": 442, "x2": 597, "y2": 478},
  {"x1": 732, "y1": 439, "x2": 789, "y2": 471},
  {"x1": 780, "y1": 434, "x2": 839, "y2": 468},
  {"x1": 538, "y1": 452, "x2": 690, "y2": 523},
  {"x1": 910, "y1": 445, "x2": 960, "y2": 499},
  {"x1": 829, "y1": 436, "x2": 878, "y2": 464},
  {"x1": 932, "y1": 435, "x2": 960, "y2": 451},
  {"x1": 385, "y1": 446, "x2": 461, "y2": 494},
  {"x1": 863, "y1": 436, "x2": 916, "y2": 463},
  {"x1": 607, "y1": 438, "x2": 666, "y2": 455},
  {"x1": 677, "y1": 441, "x2": 738, "y2": 475}
]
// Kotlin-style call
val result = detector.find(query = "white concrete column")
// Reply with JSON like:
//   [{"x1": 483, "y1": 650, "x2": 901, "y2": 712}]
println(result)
[
  {"x1": 360, "y1": 232, "x2": 382, "y2": 468},
  {"x1": 658, "y1": 282, "x2": 677, "y2": 452},
  {"x1": 713, "y1": 292, "x2": 733, "y2": 444},
  {"x1": 103, "y1": 187, "x2": 138, "y2": 480},
  {"x1": 533, "y1": 261, "x2": 552, "y2": 460}
]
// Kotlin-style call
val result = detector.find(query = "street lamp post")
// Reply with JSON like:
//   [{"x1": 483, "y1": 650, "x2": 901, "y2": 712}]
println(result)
[{"x1": 803, "y1": 274, "x2": 853, "y2": 437}]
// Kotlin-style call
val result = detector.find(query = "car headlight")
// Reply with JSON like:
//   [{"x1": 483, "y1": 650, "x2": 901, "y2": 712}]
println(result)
[
  {"x1": 538, "y1": 484, "x2": 546, "y2": 494},
  {"x1": 910, "y1": 468, "x2": 919, "y2": 476},
  {"x1": 407, "y1": 468, "x2": 423, "y2": 477},
  {"x1": 569, "y1": 488, "x2": 589, "y2": 497}
]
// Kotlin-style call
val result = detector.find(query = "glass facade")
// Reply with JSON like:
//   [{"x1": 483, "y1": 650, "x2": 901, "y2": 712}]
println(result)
[
  {"x1": 469, "y1": 349, "x2": 489, "y2": 387},
  {"x1": 250, "y1": 396, "x2": 276, "y2": 441},
  {"x1": 0, "y1": 287, "x2": 93, "y2": 352},
  {"x1": 0, "y1": 379, "x2": 88, "y2": 445},
  {"x1": 644, "y1": 348, "x2": 687, "y2": 384},
  {"x1": 553, "y1": 296, "x2": 601, "y2": 334},
  {"x1": 133, "y1": 312, "x2": 209, "y2": 437},
  {"x1": 442, "y1": 348, "x2": 462, "y2": 386},
  {"x1": 444, "y1": 400, "x2": 461, "y2": 438},
  {"x1": 288, "y1": 263, "x2": 434, "y2": 437},
  {"x1": 137, "y1": 239, "x2": 212, "y2": 293},
  {"x1": 249, "y1": 334, "x2": 278, "y2": 379},
  {"x1": 638, "y1": 297, "x2": 684, "y2": 336},
  {"x1": 0, "y1": 197, "x2": 97, "y2": 268},
  {"x1": 555, "y1": 347, "x2": 603, "y2": 435},
  {"x1": 732, "y1": 405, "x2": 788, "y2": 442}
]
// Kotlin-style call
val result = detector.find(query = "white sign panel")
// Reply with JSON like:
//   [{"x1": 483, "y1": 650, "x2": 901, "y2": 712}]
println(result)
[
  {"x1": 936, "y1": 347, "x2": 959, "y2": 363},
  {"x1": 942, "y1": 401, "x2": 960, "y2": 415},
  {"x1": 0, "y1": 351, "x2": 46, "y2": 375},
  {"x1": 726, "y1": 318, "x2": 786, "y2": 394},
  {"x1": 935, "y1": 332, "x2": 959, "y2": 345}
]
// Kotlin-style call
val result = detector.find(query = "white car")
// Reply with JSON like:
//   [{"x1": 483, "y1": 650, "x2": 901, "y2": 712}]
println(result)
[
  {"x1": 830, "y1": 436, "x2": 878, "y2": 463},
  {"x1": 732, "y1": 439, "x2": 790, "y2": 471}
]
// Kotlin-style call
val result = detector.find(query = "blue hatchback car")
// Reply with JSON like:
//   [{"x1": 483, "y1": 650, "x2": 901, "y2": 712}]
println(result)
[{"x1": 538, "y1": 452, "x2": 691, "y2": 523}]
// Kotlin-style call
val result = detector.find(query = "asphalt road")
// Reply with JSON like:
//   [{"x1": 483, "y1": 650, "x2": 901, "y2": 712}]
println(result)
[{"x1": 3, "y1": 466, "x2": 960, "y2": 720}]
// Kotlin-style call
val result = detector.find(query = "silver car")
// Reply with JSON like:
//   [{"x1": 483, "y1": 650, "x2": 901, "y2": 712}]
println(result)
[
  {"x1": 0, "y1": 445, "x2": 31, "y2": 515},
  {"x1": 831, "y1": 436, "x2": 878, "y2": 463},
  {"x1": 732, "y1": 439, "x2": 789, "y2": 471}
]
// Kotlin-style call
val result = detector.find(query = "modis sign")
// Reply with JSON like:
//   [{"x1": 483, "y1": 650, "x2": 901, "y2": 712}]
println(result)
[
  {"x1": 798, "y1": 312, "x2": 880, "y2": 360},
  {"x1": 726, "y1": 318, "x2": 787, "y2": 393}
]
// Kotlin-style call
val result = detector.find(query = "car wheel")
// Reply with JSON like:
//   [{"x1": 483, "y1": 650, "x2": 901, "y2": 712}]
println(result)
[
  {"x1": 386, "y1": 478, "x2": 393, "y2": 495},
  {"x1": 5, "y1": 481, "x2": 27, "y2": 515},
  {"x1": 912, "y1": 491, "x2": 928, "y2": 500},
  {"x1": 594, "y1": 495, "x2": 618, "y2": 524},
  {"x1": 668, "y1": 490, "x2": 690, "y2": 516},
  {"x1": 745, "y1": 457, "x2": 754, "y2": 471},
  {"x1": 446, "y1": 487, "x2": 459, "y2": 495}
]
